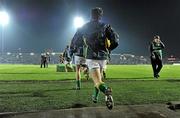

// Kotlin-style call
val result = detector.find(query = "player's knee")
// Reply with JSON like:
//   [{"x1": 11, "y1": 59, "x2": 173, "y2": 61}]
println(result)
[{"x1": 95, "y1": 82, "x2": 104, "y2": 89}]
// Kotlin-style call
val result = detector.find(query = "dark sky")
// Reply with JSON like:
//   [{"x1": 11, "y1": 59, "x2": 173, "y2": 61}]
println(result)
[{"x1": 0, "y1": 0, "x2": 180, "y2": 56}]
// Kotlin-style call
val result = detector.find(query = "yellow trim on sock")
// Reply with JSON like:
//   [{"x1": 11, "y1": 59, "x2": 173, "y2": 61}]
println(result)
[{"x1": 95, "y1": 82, "x2": 105, "y2": 89}]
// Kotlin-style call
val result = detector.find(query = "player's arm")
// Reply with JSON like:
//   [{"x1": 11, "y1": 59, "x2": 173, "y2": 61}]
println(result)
[
  {"x1": 70, "y1": 29, "x2": 82, "y2": 57},
  {"x1": 149, "y1": 42, "x2": 155, "y2": 56},
  {"x1": 105, "y1": 24, "x2": 119, "y2": 51},
  {"x1": 160, "y1": 41, "x2": 165, "y2": 49},
  {"x1": 70, "y1": 31, "x2": 78, "y2": 57}
]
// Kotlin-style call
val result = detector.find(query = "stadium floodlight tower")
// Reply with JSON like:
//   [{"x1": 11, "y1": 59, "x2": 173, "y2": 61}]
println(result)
[
  {"x1": 73, "y1": 16, "x2": 85, "y2": 29},
  {"x1": 0, "y1": 11, "x2": 9, "y2": 54}
]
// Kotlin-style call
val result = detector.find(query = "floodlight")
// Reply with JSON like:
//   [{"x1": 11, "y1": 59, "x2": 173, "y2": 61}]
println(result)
[
  {"x1": 73, "y1": 16, "x2": 84, "y2": 28},
  {"x1": 51, "y1": 52, "x2": 56, "y2": 55},
  {"x1": 30, "y1": 53, "x2": 34, "y2": 56},
  {"x1": 7, "y1": 52, "x2": 11, "y2": 55},
  {"x1": 0, "y1": 11, "x2": 9, "y2": 26}
]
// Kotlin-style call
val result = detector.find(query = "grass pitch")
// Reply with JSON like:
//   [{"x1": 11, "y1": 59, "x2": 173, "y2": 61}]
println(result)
[
  {"x1": 0, "y1": 64, "x2": 180, "y2": 80},
  {"x1": 0, "y1": 64, "x2": 180, "y2": 112}
]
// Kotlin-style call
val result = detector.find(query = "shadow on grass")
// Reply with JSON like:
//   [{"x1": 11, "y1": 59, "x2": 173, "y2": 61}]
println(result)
[
  {"x1": 0, "y1": 80, "x2": 75, "y2": 84},
  {"x1": 104, "y1": 77, "x2": 153, "y2": 81},
  {"x1": 31, "y1": 91, "x2": 47, "y2": 97},
  {"x1": 0, "y1": 87, "x2": 89, "y2": 96},
  {"x1": 71, "y1": 103, "x2": 88, "y2": 108},
  {"x1": 105, "y1": 77, "x2": 180, "y2": 81},
  {"x1": 166, "y1": 79, "x2": 180, "y2": 82},
  {"x1": 106, "y1": 77, "x2": 152, "y2": 80},
  {"x1": 0, "y1": 90, "x2": 51, "y2": 98}
]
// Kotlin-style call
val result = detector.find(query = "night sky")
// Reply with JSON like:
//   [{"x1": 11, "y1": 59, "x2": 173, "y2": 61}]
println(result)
[{"x1": 0, "y1": 0, "x2": 180, "y2": 56}]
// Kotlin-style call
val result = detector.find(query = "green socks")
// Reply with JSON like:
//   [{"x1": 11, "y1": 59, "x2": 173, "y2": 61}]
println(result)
[
  {"x1": 99, "y1": 83, "x2": 108, "y2": 94},
  {"x1": 92, "y1": 83, "x2": 108, "y2": 102},
  {"x1": 76, "y1": 80, "x2": 81, "y2": 88},
  {"x1": 93, "y1": 87, "x2": 100, "y2": 100},
  {"x1": 92, "y1": 83, "x2": 108, "y2": 103}
]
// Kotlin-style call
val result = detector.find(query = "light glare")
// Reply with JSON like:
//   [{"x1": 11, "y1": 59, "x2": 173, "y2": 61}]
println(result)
[
  {"x1": 73, "y1": 17, "x2": 84, "y2": 28},
  {"x1": 0, "y1": 11, "x2": 9, "y2": 26}
]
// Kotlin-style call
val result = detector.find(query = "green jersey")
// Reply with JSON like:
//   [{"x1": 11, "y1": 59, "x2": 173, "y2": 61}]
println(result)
[{"x1": 150, "y1": 41, "x2": 165, "y2": 60}]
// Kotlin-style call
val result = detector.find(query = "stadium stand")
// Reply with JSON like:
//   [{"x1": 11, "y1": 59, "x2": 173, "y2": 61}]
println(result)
[{"x1": 0, "y1": 53, "x2": 179, "y2": 64}]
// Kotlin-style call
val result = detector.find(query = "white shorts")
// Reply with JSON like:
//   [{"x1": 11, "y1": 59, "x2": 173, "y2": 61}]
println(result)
[
  {"x1": 74, "y1": 56, "x2": 86, "y2": 65},
  {"x1": 86, "y1": 59, "x2": 107, "y2": 70},
  {"x1": 64, "y1": 60, "x2": 72, "y2": 65}
]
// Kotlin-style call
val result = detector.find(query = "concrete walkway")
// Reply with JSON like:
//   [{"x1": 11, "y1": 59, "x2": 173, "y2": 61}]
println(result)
[{"x1": 1, "y1": 104, "x2": 180, "y2": 118}]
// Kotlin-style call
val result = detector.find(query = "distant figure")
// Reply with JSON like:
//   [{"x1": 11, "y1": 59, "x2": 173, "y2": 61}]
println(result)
[
  {"x1": 40, "y1": 53, "x2": 50, "y2": 68},
  {"x1": 59, "y1": 54, "x2": 64, "y2": 64},
  {"x1": 40, "y1": 53, "x2": 47, "y2": 68},
  {"x1": 149, "y1": 35, "x2": 165, "y2": 78},
  {"x1": 71, "y1": 7, "x2": 119, "y2": 109},
  {"x1": 63, "y1": 45, "x2": 73, "y2": 72},
  {"x1": 45, "y1": 52, "x2": 50, "y2": 68}
]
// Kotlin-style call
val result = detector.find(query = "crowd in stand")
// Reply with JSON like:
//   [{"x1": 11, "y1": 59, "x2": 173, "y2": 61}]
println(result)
[{"x1": 0, "y1": 53, "x2": 179, "y2": 65}]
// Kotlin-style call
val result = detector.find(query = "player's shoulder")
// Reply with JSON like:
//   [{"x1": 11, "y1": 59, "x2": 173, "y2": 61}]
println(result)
[
  {"x1": 98, "y1": 22, "x2": 112, "y2": 31},
  {"x1": 101, "y1": 22, "x2": 110, "y2": 26},
  {"x1": 80, "y1": 21, "x2": 111, "y2": 33},
  {"x1": 77, "y1": 22, "x2": 92, "y2": 33},
  {"x1": 81, "y1": 21, "x2": 92, "y2": 29},
  {"x1": 84, "y1": 21, "x2": 108, "y2": 27},
  {"x1": 76, "y1": 22, "x2": 90, "y2": 32}
]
